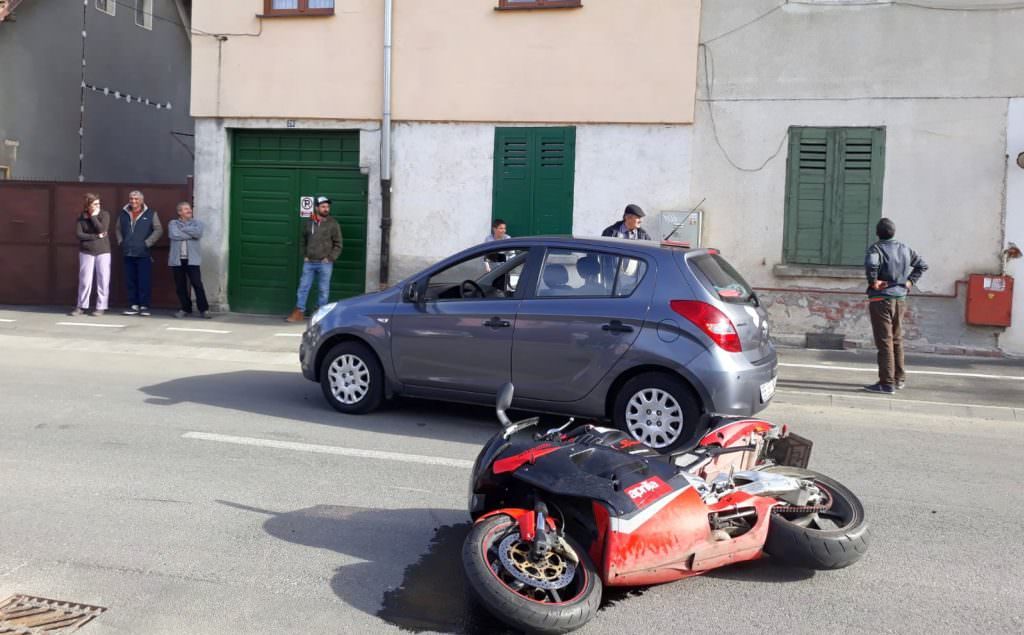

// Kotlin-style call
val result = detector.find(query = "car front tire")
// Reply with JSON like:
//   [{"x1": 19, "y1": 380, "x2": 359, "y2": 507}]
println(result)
[{"x1": 319, "y1": 341, "x2": 385, "y2": 414}]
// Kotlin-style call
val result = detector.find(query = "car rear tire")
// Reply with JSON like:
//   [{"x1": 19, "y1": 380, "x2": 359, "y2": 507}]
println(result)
[
  {"x1": 612, "y1": 372, "x2": 701, "y2": 452},
  {"x1": 319, "y1": 341, "x2": 384, "y2": 414}
]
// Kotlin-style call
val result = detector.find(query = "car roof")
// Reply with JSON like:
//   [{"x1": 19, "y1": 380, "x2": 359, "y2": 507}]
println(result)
[{"x1": 497, "y1": 235, "x2": 713, "y2": 256}]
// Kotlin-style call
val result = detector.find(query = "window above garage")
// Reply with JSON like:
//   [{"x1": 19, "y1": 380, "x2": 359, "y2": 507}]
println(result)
[
  {"x1": 262, "y1": 0, "x2": 334, "y2": 17},
  {"x1": 495, "y1": 0, "x2": 583, "y2": 11}
]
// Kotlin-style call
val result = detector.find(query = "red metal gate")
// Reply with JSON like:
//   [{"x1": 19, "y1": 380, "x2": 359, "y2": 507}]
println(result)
[{"x1": 0, "y1": 180, "x2": 191, "y2": 309}]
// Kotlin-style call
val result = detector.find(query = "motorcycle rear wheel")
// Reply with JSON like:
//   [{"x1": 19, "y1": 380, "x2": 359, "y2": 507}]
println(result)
[
  {"x1": 762, "y1": 466, "x2": 870, "y2": 570},
  {"x1": 462, "y1": 514, "x2": 602, "y2": 634}
]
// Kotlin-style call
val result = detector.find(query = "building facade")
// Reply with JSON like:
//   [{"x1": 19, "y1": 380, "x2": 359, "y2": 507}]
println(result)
[
  {"x1": 190, "y1": 0, "x2": 701, "y2": 314},
  {"x1": 0, "y1": 0, "x2": 193, "y2": 183},
  {"x1": 692, "y1": 0, "x2": 1024, "y2": 355}
]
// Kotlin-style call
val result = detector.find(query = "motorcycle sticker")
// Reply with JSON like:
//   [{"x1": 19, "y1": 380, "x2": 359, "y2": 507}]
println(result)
[{"x1": 625, "y1": 476, "x2": 671, "y2": 509}]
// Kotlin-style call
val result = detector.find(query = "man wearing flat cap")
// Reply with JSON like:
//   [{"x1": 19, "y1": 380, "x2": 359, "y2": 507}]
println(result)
[
  {"x1": 602, "y1": 204, "x2": 652, "y2": 241},
  {"x1": 286, "y1": 195, "x2": 343, "y2": 322}
]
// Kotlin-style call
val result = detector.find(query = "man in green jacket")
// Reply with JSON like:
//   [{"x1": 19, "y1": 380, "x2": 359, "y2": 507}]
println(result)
[{"x1": 286, "y1": 196, "x2": 342, "y2": 322}]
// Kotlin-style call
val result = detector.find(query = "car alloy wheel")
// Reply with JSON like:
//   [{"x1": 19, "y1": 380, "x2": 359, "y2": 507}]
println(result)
[
  {"x1": 328, "y1": 353, "x2": 371, "y2": 405},
  {"x1": 624, "y1": 387, "x2": 684, "y2": 449}
]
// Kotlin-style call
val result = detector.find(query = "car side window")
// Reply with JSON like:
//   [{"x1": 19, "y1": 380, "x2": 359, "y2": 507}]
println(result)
[
  {"x1": 537, "y1": 249, "x2": 617, "y2": 298},
  {"x1": 614, "y1": 257, "x2": 647, "y2": 297},
  {"x1": 425, "y1": 248, "x2": 528, "y2": 301}
]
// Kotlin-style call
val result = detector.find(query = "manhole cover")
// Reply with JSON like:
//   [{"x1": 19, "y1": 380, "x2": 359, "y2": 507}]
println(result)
[{"x1": 0, "y1": 595, "x2": 106, "y2": 634}]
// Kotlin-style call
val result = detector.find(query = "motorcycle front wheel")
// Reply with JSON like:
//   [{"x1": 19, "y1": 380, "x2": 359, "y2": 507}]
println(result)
[
  {"x1": 462, "y1": 514, "x2": 602, "y2": 634},
  {"x1": 762, "y1": 466, "x2": 870, "y2": 570}
]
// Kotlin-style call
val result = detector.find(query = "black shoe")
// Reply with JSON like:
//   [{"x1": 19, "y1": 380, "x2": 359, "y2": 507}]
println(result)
[
  {"x1": 139, "y1": 306, "x2": 151, "y2": 317},
  {"x1": 863, "y1": 383, "x2": 895, "y2": 394}
]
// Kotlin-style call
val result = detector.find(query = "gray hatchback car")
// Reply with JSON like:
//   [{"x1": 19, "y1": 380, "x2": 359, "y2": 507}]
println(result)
[{"x1": 300, "y1": 236, "x2": 777, "y2": 451}]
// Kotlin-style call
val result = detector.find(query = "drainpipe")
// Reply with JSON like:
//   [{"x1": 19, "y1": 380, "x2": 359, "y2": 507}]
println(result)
[{"x1": 378, "y1": 0, "x2": 393, "y2": 287}]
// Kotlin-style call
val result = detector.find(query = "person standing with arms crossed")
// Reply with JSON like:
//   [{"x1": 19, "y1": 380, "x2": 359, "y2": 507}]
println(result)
[
  {"x1": 863, "y1": 217, "x2": 928, "y2": 394},
  {"x1": 168, "y1": 201, "x2": 212, "y2": 319},
  {"x1": 286, "y1": 196, "x2": 342, "y2": 323}
]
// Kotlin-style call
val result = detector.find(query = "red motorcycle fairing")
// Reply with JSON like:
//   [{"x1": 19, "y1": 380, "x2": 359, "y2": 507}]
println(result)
[
  {"x1": 699, "y1": 419, "x2": 776, "y2": 448},
  {"x1": 592, "y1": 486, "x2": 774, "y2": 587}
]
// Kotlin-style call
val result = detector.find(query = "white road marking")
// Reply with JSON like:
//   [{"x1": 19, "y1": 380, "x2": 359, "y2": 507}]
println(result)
[
  {"x1": 0, "y1": 318, "x2": 15, "y2": 323},
  {"x1": 165, "y1": 327, "x2": 232, "y2": 334},
  {"x1": 183, "y1": 432, "x2": 474, "y2": 469},
  {"x1": 776, "y1": 389, "x2": 1017, "y2": 411},
  {"x1": 56, "y1": 322, "x2": 126, "y2": 329},
  {"x1": 273, "y1": 333, "x2": 303, "y2": 338},
  {"x1": 386, "y1": 486, "x2": 434, "y2": 494},
  {"x1": 779, "y1": 362, "x2": 1023, "y2": 381}
]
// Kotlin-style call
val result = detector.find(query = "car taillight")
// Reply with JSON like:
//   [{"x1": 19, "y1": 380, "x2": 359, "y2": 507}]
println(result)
[{"x1": 670, "y1": 300, "x2": 742, "y2": 353}]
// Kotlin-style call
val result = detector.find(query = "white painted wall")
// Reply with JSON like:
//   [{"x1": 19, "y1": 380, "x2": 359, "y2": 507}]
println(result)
[
  {"x1": 388, "y1": 122, "x2": 693, "y2": 282},
  {"x1": 1003, "y1": 99, "x2": 1024, "y2": 355}
]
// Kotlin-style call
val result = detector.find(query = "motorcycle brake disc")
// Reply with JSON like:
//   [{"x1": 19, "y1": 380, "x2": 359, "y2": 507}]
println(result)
[{"x1": 498, "y1": 533, "x2": 577, "y2": 591}]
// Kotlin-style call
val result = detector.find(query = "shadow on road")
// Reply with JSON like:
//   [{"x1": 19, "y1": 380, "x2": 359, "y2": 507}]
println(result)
[
  {"x1": 216, "y1": 501, "x2": 517, "y2": 633},
  {"x1": 139, "y1": 370, "x2": 508, "y2": 445}
]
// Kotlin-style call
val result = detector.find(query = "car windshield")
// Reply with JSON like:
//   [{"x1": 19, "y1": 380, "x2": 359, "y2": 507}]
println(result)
[{"x1": 690, "y1": 253, "x2": 755, "y2": 304}]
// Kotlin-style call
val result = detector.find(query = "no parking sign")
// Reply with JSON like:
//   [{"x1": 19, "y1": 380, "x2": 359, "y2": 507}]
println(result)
[{"x1": 299, "y1": 196, "x2": 314, "y2": 218}]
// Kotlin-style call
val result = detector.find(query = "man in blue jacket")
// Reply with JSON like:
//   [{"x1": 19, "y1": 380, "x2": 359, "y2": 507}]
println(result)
[
  {"x1": 863, "y1": 218, "x2": 928, "y2": 394},
  {"x1": 116, "y1": 190, "x2": 163, "y2": 316}
]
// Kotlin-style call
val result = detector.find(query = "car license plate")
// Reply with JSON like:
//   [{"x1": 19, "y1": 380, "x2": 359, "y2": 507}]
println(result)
[{"x1": 760, "y1": 376, "x2": 777, "y2": 403}]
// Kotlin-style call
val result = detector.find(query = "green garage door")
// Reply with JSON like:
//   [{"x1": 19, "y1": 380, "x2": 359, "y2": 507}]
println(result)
[{"x1": 230, "y1": 131, "x2": 368, "y2": 314}]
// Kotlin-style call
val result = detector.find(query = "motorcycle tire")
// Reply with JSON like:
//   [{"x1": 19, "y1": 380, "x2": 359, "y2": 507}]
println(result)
[
  {"x1": 762, "y1": 466, "x2": 870, "y2": 570},
  {"x1": 462, "y1": 514, "x2": 602, "y2": 634}
]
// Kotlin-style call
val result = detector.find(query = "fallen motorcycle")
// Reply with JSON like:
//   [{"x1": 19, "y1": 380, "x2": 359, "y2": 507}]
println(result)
[{"x1": 462, "y1": 385, "x2": 869, "y2": 634}]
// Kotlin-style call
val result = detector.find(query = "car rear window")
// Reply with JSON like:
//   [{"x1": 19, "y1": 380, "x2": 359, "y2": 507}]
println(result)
[{"x1": 690, "y1": 254, "x2": 755, "y2": 304}]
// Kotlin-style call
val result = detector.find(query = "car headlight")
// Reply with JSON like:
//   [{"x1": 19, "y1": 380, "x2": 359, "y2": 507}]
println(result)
[{"x1": 310, "y1": 302, "x2": 337, "y2": 327}]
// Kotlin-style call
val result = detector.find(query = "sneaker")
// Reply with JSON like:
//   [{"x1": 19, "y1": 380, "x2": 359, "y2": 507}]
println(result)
[
  {"x1": 123, "y1": 305, "x2": 140, "y2": 316},
  {"x1": 198, "y1": 311, "x2": 212, "y2": 319},
  {"x1": 91, "y1": 309, "x2": 105, "y2": 317},
  {"x1": 174, "y1": 310, "x2": 189, "y2": 319},
  {"x1": 896, "y1": 380, "x2": 906, "y2": 390},
  {"x1": 139, "y1": 306, "x2": 151, "y2": 317},
  {"x1": 68, "y1": 307, "x2": 84, "y2": 317},
  {"x1": 863, "y1": 382, "x2": 895, "y2": 394}
]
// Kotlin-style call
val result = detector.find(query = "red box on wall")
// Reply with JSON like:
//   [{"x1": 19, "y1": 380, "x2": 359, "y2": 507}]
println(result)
[{"x1": 965, "y1": 274, "x2": 1014, "y2": 327}]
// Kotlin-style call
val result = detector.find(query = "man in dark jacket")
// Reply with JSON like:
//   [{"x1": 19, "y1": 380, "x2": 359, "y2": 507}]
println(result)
[
  {"x1": 602, "y1": 204, "x2": 652, "y2": 240},
  {"x1": 116, "y1": 190, "x2": 163, "y2": 316},
  {"x1": 286, "y1": 196, "x2": 343, "y2": 322},
  {"x1": 863, "y1": 217, "x2": 928, "y2": 394}
]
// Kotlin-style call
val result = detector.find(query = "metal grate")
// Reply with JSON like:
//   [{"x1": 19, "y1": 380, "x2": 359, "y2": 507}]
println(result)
[{"x1": 0, "y1": 595, "x2": 106, "y2": 634}]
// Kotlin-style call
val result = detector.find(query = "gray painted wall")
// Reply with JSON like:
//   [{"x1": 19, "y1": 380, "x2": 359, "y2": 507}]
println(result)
[
  {"x1": 0, "y1": 0, "x2": 192, "y2": 183},
  {"x1": 693, "y1": 0, "x2": 1024, "y2": 353}
]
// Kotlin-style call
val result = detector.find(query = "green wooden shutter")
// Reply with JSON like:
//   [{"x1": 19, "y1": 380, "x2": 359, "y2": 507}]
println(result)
[
  {"x1": 835, "y1": 128, "x2": 885, "y2": 265},
  {"x1": 492, "y1": 127, "x2": 575, "y2": 237},
  {"x1": 784, "y1": 127, "x2": 885, "y2": 266},
  {"x1": 531, "y1": 127, "x2": 575, "y2": 235}
]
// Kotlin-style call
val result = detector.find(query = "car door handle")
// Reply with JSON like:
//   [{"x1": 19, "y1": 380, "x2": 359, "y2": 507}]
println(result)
[
  {"x1": 483, "y1": 317, "x2": 511, "y2": 328},
  {"x1": 602, "y1": 320, "x2": 634, "y2": 333}
]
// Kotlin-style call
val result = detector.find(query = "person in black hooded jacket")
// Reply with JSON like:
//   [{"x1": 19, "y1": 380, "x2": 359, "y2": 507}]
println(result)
[{"x1": 863, "y1": 217, "x2": 928, "y2": 394}]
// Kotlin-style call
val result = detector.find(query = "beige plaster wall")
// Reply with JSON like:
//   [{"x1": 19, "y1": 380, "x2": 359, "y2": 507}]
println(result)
[{"x1": 192, "y1": 0, "x2": 699, "y2": 123}]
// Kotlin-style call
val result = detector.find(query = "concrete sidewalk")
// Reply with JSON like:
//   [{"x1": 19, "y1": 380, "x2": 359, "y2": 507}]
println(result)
[{"x1": 2, "y1": 305, "x2": 1021, "y2": 422}]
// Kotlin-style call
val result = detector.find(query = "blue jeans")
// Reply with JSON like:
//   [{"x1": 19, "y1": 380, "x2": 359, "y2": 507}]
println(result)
[
  {"x1": 124, "y1": 256, "x2": 152, "y2": 307},
  {"x1": 296, "y1": 261, "x2": 333, "y2": 311}
]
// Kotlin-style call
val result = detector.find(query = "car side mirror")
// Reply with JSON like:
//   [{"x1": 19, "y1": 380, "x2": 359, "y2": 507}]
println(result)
[{"x1": 404, "y1": 280, "x2": 426, "y2": 306}]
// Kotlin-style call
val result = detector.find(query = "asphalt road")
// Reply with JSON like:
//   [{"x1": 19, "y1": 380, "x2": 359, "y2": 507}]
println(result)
[{"x1": 1, "y1": 334, "x2": 1022, "y2": 635}]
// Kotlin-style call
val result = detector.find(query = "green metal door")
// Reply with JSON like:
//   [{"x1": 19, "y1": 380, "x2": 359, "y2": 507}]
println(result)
[
  {"x1": 229, "y1": 131, "x2": 367, "y2": 314},
  {"x1": 492, "y1": 127, "x2": 575, "y2": 237}
]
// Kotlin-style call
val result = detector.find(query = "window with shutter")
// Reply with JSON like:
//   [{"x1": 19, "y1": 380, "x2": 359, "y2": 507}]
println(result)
[
  {"x1": 783, "y1": 127, "x2": 885, "y2": 266},
  {"x1": 492, "y1": 127, "x2": 575, "y2": 237}
]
